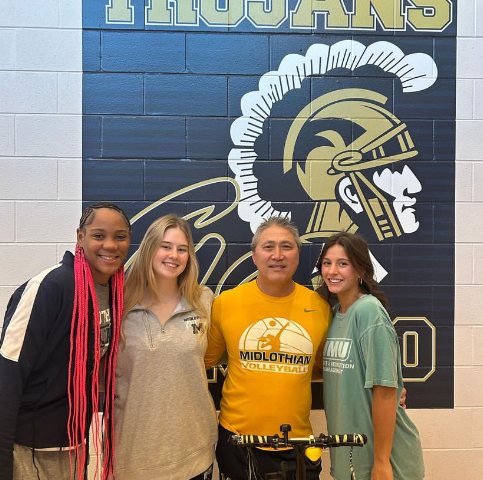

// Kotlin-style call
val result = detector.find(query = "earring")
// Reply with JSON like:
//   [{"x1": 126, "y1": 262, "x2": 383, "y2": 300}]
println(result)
[{"x1": 359, "y1": 277, "x2": 362, "y2": 285}]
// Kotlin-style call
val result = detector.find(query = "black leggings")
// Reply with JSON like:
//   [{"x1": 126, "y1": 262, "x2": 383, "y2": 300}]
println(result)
[{"x1": 216, "y1": 424, "x2": 321, "y2": 480}]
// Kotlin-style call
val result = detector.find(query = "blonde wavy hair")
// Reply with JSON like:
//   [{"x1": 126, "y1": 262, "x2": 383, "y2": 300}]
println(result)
[{"x1": 122, "y1": 214, "x2": 207, "y2": 341}]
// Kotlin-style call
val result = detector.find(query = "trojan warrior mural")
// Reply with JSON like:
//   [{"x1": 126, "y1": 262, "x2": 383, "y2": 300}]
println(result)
[{"x1": 83, "y1": 0, "x2": 456, "y2": 407}]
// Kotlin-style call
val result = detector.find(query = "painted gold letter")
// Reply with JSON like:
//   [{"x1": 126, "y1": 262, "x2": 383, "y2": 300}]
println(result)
[
  {"x1": 106, "y1": 0, "x2": 134, "y2": 23},
  {"x1": 248, "y1": 0, "x2": 287, "y2": 27},
  {"x1": 352, "y1": 0, "x2": 405, "y2": 29},
  {"x1": 147, "y1": 0, "x2": 197, "y2": 25},
  {"x1": 291, "y1": 0, "x2": 349, "y2": 29},
  {"x1": 407, "y1": 0, "x2": 452, "y2": 31},
  {"x1": 201, "y1": 0, "x2": 244, "y2": 26}
]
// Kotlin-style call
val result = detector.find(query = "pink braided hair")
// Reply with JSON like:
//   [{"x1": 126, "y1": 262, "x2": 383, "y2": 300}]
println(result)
[{"x1": 67, "y1": 244, "x2": 124, "y2": 480}]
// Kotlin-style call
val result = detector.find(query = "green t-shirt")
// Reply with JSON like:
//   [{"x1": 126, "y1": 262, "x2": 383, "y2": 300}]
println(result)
[{"x1": 323, "y1": 294, "x2": 425, "y2": 480}]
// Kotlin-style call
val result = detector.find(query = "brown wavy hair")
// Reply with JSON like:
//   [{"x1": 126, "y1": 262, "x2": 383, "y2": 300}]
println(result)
[{"x1": 315, "y1": 232, "x2": 389, "y2": 310}]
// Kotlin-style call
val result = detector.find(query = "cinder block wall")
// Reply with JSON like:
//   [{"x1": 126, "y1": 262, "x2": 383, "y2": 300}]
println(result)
[
  {"x1": 0, "y1": 2, "x2": 83, "y2": 315},
  {"x1": 1, "y1": 2, "x2": 482, "y2": 479}
]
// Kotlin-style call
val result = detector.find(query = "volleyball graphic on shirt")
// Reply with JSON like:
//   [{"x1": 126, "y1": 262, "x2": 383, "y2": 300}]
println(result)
[{"x1": 238, "y1": 318, "x2": 313, "y2": 374}]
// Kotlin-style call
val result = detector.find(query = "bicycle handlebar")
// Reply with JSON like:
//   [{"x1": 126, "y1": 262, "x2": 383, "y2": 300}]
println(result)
[{"x1": 231, "y1": 432, "x2": 367, "y2": 449}]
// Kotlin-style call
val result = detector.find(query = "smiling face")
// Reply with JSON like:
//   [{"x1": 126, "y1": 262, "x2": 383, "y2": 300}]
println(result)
[
  {"x1": 320, "y1": 244, "x2": 361, "y2": 307},
  {"x1": 252, "y1": 225, "x2": 300, "y2": 296},
  {"x1": 76, "y1": 208, "x2": 131, "y2": 285},
  {"x1": 151, "y1": 227, "x2": 189, "y2": 282}
]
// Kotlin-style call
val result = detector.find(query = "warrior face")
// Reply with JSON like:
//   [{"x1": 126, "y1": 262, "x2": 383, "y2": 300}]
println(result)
[
  {"x1": 284, "y1": 88, "x2": 422, "y2": 240},
  {"x1": 373, "y1": 166, "x2": 422, "y2": 234}
]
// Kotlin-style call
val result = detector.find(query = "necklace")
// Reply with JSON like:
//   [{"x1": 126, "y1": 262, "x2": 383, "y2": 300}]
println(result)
[
  {"x1": 353, "y1": 291, "x2": 364, "y2": 303},
  {"x1": 340, "y1": 291, "x2": 364, "y2": 314}
]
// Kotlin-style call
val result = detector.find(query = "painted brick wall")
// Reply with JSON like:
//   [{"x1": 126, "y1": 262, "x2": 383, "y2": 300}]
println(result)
[{"x1": 0, "y1": 1, "x2": 482, "y2": 479}]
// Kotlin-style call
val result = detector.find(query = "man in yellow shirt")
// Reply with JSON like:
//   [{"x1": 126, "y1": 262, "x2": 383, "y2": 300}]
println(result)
[{"x1": 205, "y1": 217, "x2": 332, "y2": 480}]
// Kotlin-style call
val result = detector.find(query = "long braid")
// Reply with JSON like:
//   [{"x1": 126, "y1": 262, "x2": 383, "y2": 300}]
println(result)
[
  {"x1": 67, "y1": 245, "x2": 100, "y2": 479},
  {"x1": 67, "y1": 245, "x2": 125, "y2": 480}
]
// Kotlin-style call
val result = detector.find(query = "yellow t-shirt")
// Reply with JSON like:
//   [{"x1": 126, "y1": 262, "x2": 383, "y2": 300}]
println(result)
[{"x1": 205, "y1": 281, "x2": 331, "y2": 437}]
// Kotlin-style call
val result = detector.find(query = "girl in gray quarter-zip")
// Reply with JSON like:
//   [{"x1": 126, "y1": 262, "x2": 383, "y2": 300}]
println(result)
[{"x1": 113, "y1": 214, "x2": 217, "y2": 480}]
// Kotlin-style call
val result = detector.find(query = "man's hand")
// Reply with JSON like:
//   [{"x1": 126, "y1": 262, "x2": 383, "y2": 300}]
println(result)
[{"x1": 399, "y1": 387, "x2": 407, "y2": 410}]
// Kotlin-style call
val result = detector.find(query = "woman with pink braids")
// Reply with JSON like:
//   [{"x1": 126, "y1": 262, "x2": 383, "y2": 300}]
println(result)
[{"x1": 0, "y1": 202, "x2": 131, "y2": 480}]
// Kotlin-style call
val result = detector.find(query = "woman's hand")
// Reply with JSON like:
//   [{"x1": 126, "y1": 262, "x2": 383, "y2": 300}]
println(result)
[{"x1": 371, "y1": 460, "x2": 394, "y2": 480}]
